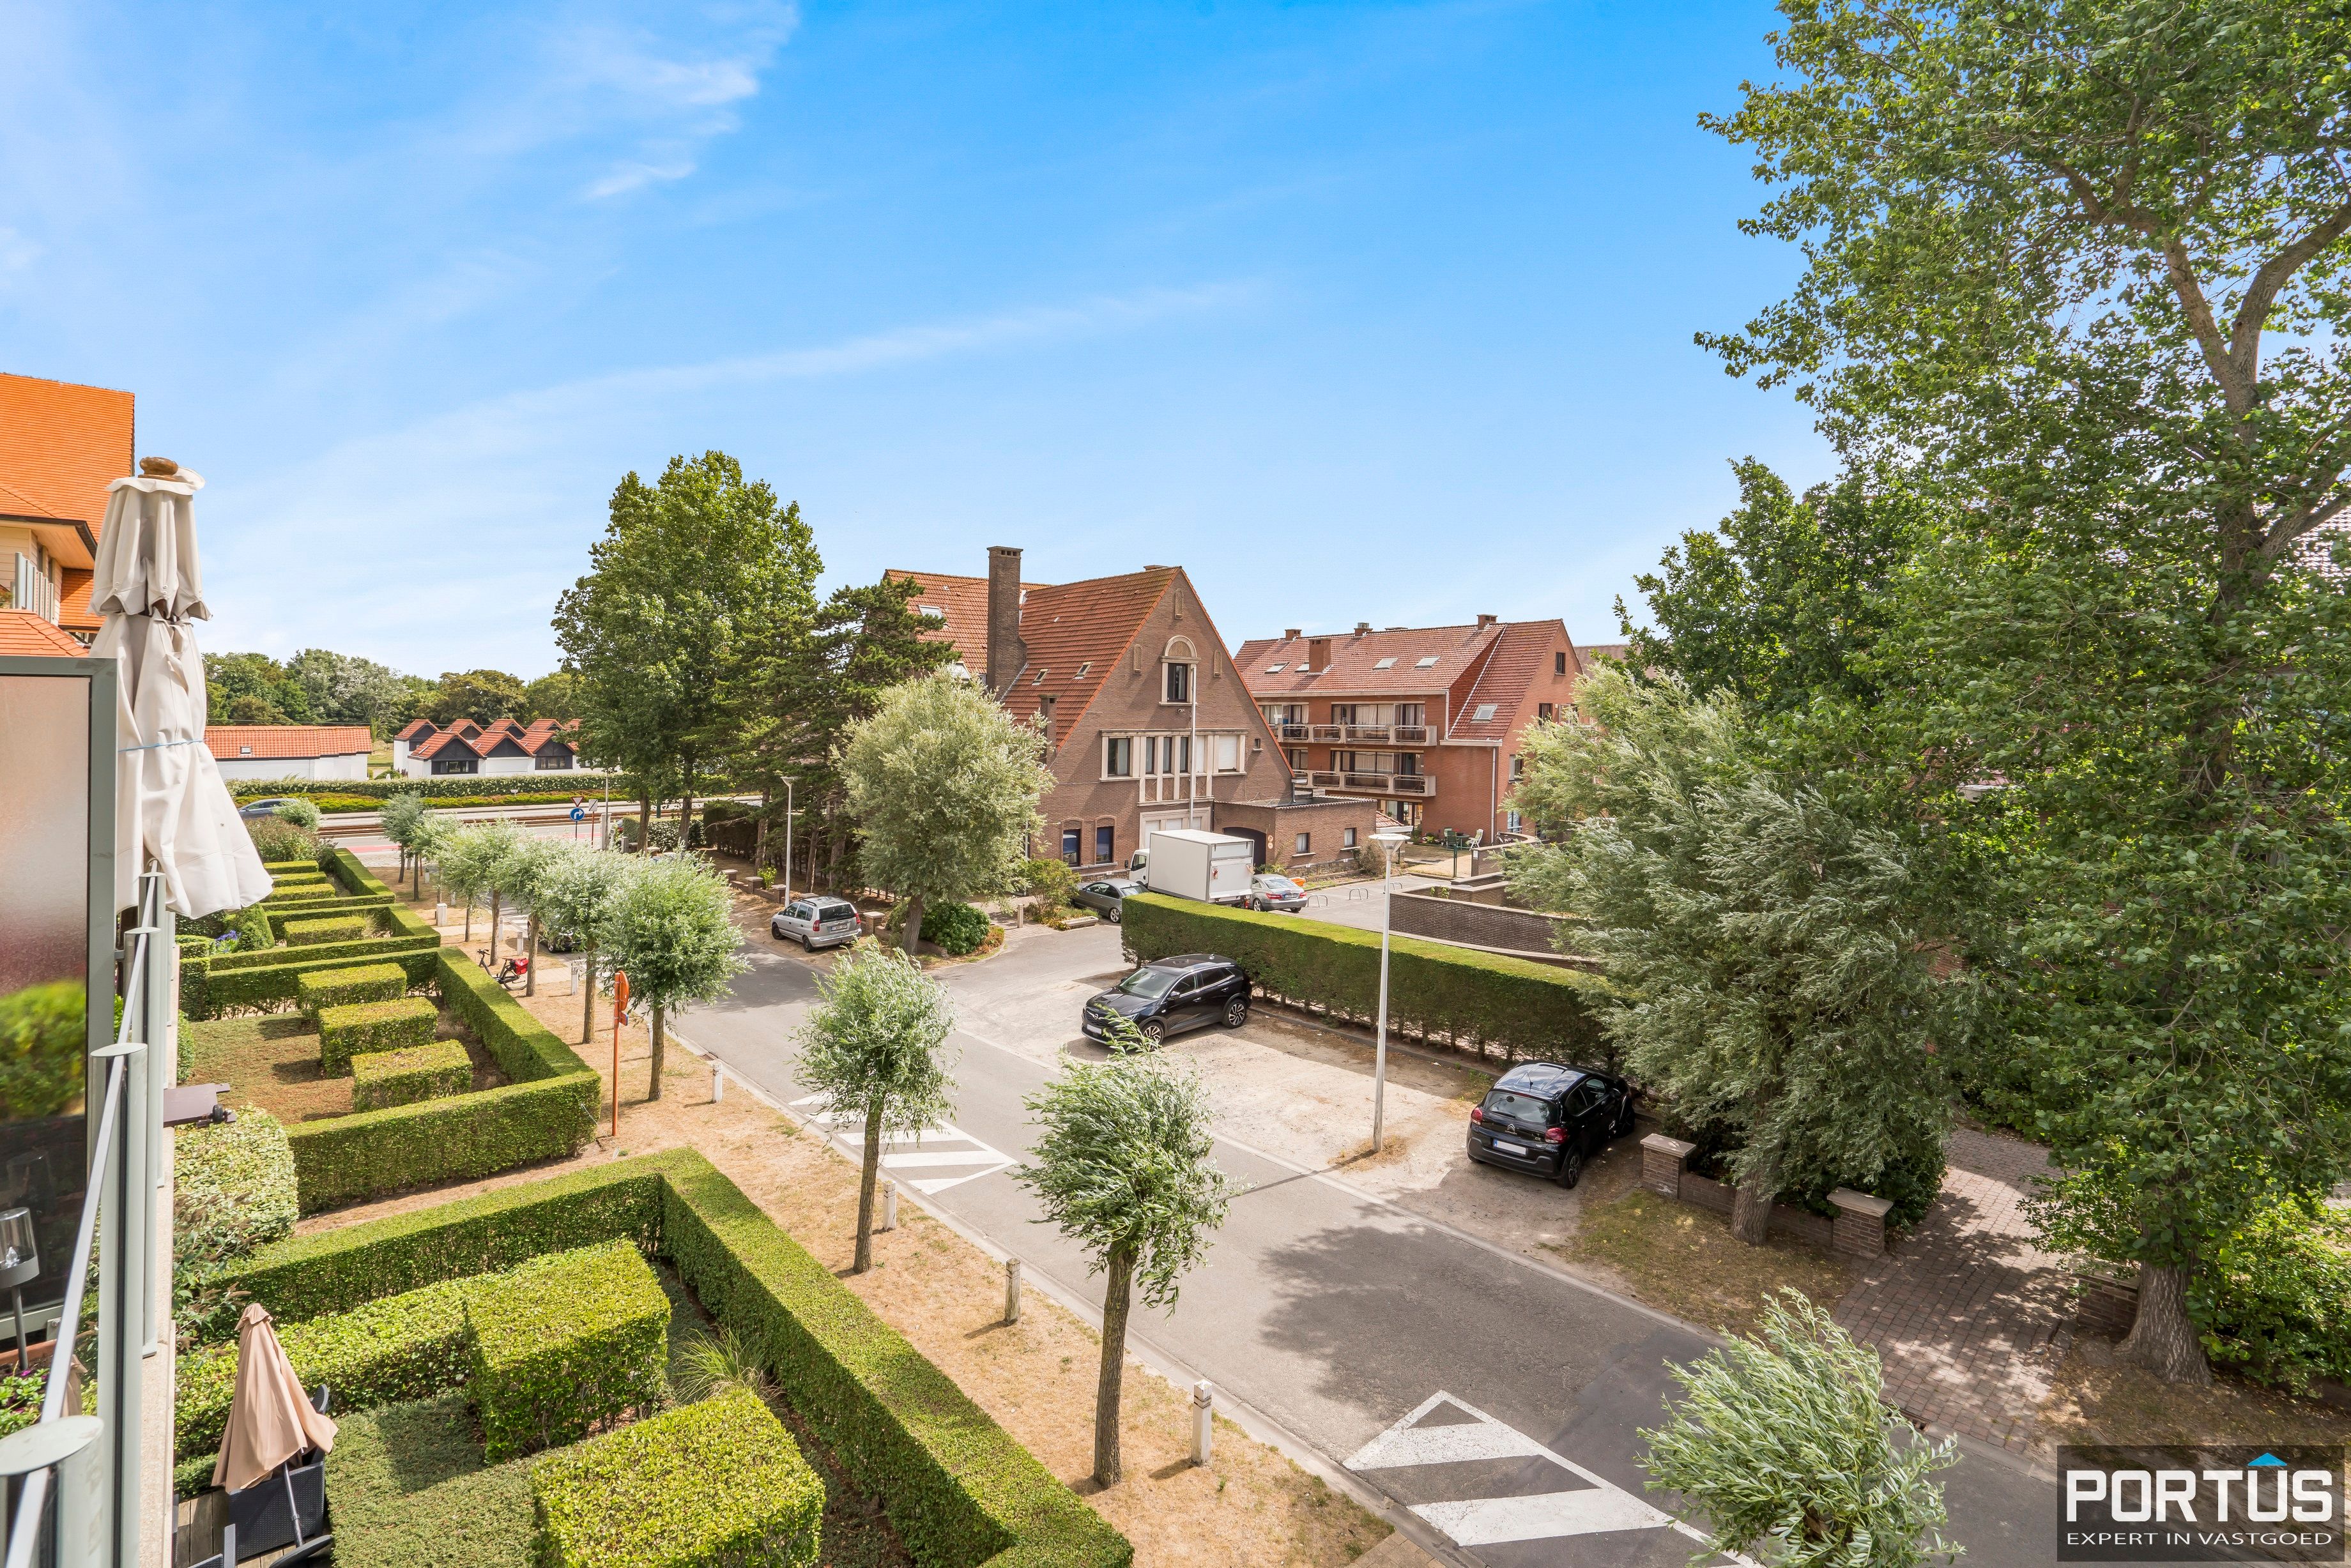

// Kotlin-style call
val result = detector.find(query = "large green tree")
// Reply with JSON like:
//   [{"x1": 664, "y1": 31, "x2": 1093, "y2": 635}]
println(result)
[
  {"x1": 204, "y1": 652, "x2": 312, "y2": 725},
  {"x1": 598, "y1": 855, "x2": 746, "y2": 1102},
  {"x1": 840, "y1": 673, "x2": 1052, "y2": 956},
  {"x1": 422, "y1": 669, "x2": 527, "y2": 727},
  {"x1": 284, "y1": 648, "x2": 426, "y2": 735},
  {"x1": 1709, "y1": 0, "x2": 2351, "y2": 1379},
  {"x1": 553, "y1": 453, "x2": 820, "y2": 851}
]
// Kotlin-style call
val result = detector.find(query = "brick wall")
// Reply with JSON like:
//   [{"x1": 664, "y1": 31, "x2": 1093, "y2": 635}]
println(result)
[{"x1": 1390, "y1": 890, "x2": 1572, "y2": 959}]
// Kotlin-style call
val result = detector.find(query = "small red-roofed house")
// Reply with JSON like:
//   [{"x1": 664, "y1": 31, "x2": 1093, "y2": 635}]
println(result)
[
  {"x1": 397, "y1": 717, "x2": 582, "y2": 777},
  {"x1": 204, "y1": 725, "x2": 374, "y2": 782}
]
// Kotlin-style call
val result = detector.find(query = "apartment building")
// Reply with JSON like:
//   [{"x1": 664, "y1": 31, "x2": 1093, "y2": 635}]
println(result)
[
  {"x1": 0, "y1": 370, "x2": 134, "y2": 653},
  {"x1": 1236, "y1": 616, "x2": 1584, "y2": 841},
  {"x1": 891, "y1": 549, "x2": 1374, "y2": 872}
]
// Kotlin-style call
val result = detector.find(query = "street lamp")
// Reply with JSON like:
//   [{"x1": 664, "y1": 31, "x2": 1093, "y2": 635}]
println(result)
[{"x1": 1370, "y1": 827, "x2": 1410, "y2": 1154}]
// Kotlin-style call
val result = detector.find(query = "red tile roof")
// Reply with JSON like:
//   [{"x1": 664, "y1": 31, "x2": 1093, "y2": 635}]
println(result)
[
  {"x1": 57, "y1": 568, "x2": 98, "y2": 632},
  {"x1": 993, "y1": 568, "x2": 1178, "y2": 735},
  {"x1": 411, "y1": 729, "x2": 480, "y2": 761},
  {"x1": 1574, "y1": 642, "x2": 1629, "y2": 674},
  {"x1": 1236, "y1": 623, "x2": 1506, "y2": 696},
  {"x1": 0, "y1": 373, "x2": 135, "y2": 538},
  {"x1": 1451, "y1": 622, "x2": 1554, "y2": 740},
  {"x1": 0, "y1": 609, "x2": 90, "y2": 657},
  {"x1": 204, "y1": 724, "x2": 372, "y2": 760},
  {"x1": 395, "y1": 719, "x2": 437, "y2": 742},
  {"x1": 884, "y1": 569, "x2": 1053, "y2": 672}
]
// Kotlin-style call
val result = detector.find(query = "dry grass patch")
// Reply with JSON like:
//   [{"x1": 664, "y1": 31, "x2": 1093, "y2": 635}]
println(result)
[
  {"x1": 2037, "y1": 1337, "x2": 2351, "y2": 1449},
  {"x1": 1554, "y1": 1188, "x2": 1856, "y2": 1338},
  {"x1": 182, "y1": 1007, "x2": 503, "y2": 1125}
]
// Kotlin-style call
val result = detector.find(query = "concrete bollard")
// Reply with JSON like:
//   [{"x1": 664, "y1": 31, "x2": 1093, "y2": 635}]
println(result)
[
  {"x1": 434, "y1": 901, "x2": 447, "y2": 928},
  {"x1": 880, "y1": 1179, "x2": 898, "y2": 1233},
  {"x1": 711, "y1": 1062, "x2": 724, "y2": 1103},
  {"x1": 1004, "y1": 1258, "x2": 1022, "y2": 1323},
  {"x1": 1191, "y1": 1380, "x2": 1214, "y2": 1466}
]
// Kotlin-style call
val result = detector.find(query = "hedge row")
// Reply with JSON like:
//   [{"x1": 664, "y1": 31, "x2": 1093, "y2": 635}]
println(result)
[
  {"x1": 284, "y1": 913, "x2": 369, "y2": 947},
  {"x1": 279, "y1": 948, "x2": 599, "y2": 1213},
  {"x1": 225, "y1": 774, "x2": 693, "y2": 804},
  {"x1": 468, "y1": 1241, "x2": 669, "y2": 1461},
  {"x1": 1119, "y1": 891, "x2": 1609, "y2": 1063},
  {"x1": 180, "y1": 899, "x2": 437, "y2": 1021},
  {"x1": 532, "y1": 1385, "x2": 823, "y2": 1568},
  {"x1": 351, "y1": 1039, "x2": 472, "y2": 1110},
  {"x1": 215, "y1": 1150, "x2": 1134, "y2": 1568},
  {"x1": 319, "y1": 996, "x2": 436, "y2": 1074},
  {"x1": 297, "y1": 962, "x2": 407, "y2": 1017}
]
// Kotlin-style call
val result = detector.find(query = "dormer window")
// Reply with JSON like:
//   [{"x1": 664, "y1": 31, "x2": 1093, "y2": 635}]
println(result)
[{"x1": 1165, "y1": 661, "x2": 1191, "y2": 703}]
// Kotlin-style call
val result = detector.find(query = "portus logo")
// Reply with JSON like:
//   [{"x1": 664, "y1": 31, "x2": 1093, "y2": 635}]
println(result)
[{"x1": 2059, "y1": 1445, "x2": 2343, "y2": 1562}]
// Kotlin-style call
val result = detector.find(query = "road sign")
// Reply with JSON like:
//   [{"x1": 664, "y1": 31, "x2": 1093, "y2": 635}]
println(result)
[{"x1": 570, "y1": 806, "x2": 586, "y2": 821}]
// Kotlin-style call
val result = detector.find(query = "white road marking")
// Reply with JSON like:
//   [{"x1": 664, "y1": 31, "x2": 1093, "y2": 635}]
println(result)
[
  {"x1": 1345, "y1": 1392, "x2": 1752, "y2": 1562},
  {"x1": 788, "y1": 1095, "x2": 1018, "y2": 1194}
]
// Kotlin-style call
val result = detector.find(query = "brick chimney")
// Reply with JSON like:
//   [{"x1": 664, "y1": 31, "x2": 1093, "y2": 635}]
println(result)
[
  {"x1": 1283, "y1": 627, "x2": 1302, "y2": 641},
  {"x1": 986, "y1": 545, "x2": 1027, "y2": 696},
  {"x1": 1305, "y1": 636, "x2": 1332, "y2": 671},
  {"x1": 1476, "y1": 613, "x2": 1498, "y2": 628},
  {"x1": 1353, "y1": 621, "x2": 1371, "y2": 636}
]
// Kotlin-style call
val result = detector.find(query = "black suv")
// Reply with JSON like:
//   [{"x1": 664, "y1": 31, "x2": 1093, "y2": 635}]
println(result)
[
  {"x1": 1466, "y1": 1061, "x2": 1637, "y2": 1189},
  {"x1": 1082, "y1": 954, "x2": 1249, "y2": 1046}
]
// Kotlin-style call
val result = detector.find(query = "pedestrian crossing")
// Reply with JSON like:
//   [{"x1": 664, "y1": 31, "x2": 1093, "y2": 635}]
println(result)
[
  {"x1": 1347, "y1": 1393, "x2": 1751, "y2": 1564},
  {"x1": 786, "y1": 1094, "x2": 1017, "y2": 1194}
]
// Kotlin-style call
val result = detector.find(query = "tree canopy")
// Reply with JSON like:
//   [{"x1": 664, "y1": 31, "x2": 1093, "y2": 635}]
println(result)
[{"x1": 598, "y1": 854, "x2": 747, "y2": 1100}]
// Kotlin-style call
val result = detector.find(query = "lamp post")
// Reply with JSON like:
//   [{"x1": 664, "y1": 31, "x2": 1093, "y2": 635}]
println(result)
[
  {"x1": 781, "y1": 775, "x2": 795, "y2": 904},
  {"x1": 1370, "y1": 827, "x2": 1409, "y2": 1153}
]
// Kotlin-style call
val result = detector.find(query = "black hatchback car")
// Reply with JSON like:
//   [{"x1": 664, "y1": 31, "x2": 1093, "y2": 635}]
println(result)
[
  {"x1": 1466, "y1": 1061, "x2": 1637, "y2": 1189},
  {"x1": 1082, "y1": 954, "x2": 1250, "y2": 1047}
]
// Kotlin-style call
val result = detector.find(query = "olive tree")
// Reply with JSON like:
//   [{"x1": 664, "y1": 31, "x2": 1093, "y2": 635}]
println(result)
[
  {"x1": 379, "y1": 792, "x2": 427, "y2": 889},
  {"x1": 598, "y1": 855, "x2": 746, "y2": 1102},
  {"x1": 841, "y1": 673, "x2": 1052, "y2": 956},
  {"x1": 1014, "y1": 1049, "x2": 1230, "y2": 1487},
  {"x1": 436, "y1": 818, "x2": 519, "y2": 945},
  {"x1": 496, "y1": 836, "x2": 567, "y2": 996},
  {"x1": 795, "y1": 944, "x2": 956, "y2": 1274},
  {"x1": 408, "y1": 811, "x2": 456, "y2": 908},
  {"x1": 1641, "y1": 1291, "x2": 1959, "y2": 1567},
  {"x1": 535, "y1": 845, "x2": 635, "y2": 1044}
]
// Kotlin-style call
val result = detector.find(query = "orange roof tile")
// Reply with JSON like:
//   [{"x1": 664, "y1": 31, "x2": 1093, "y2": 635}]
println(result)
[
  {"x1": 395, "y1": 719, "x2": 437, "y2": 742},
  {"x1": 1236, "y1": 623, "x2": 1505, "y2": 696},
  {"x1": 0, "y1": 609, "x2": 89, "y2": 657},
  {"x1": 412, "y1": 729, "x2": 480, "y2": 761},
  {"x1": 0, "y1": 373, "x2": 135, "y2": 537},
  {"x1": 57, "y1": 568, "x2": 98, "y2": 632},
  {"x1": 992, "y1": 568, "x2": 1177, "y2": 736},
  {"x1": 1574, "y1": 642, "x2": 1629, "y2": 674},
  {"x1": 884, "y1": 569, "x2": 1053, "y2": 673},
  {"x1": 204, "y1": 724, "x2": 372, "y2": 760},
  {"x1": 1451, "y1": 622, "x2": 1555, "y2": 740}
]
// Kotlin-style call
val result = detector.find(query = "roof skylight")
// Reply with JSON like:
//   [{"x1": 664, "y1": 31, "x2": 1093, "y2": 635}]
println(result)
[
  {"x1": 1415, "y1": 656, "x2": 1440, "y2": 667},
  {"x1": 1373, "y1": 657, "x2": 1397, "y2": 669},
  {"x1": 1266, "y1": 663, "x2": 1286, "y2": 673},
  {"x1": 1472, "y1": 703, "x2": 1497, "y2": 722},
  {"x1": 1075, "y1": 662, "x2": 1091, "y2": 677},
  {"x1": 1033, "y1": 669, "x2": 1049, "y2": 685},
  {"x1": 917, "y1": 604, "x2": 944, "y2": 618}
]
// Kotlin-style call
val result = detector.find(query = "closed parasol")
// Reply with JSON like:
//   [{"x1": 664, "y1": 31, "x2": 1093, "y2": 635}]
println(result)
[
  {"x1": 88, "y1": 458, "x2": 272, "y2": 917},
  {"x1": 211, "y1": 1304, "x2": 336, "y2": 1493}
]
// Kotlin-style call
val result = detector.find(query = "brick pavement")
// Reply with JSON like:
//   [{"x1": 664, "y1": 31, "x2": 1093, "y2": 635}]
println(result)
[{"x1": 1832, "y1": 1127, "x2": 2073, "y2": 1455}]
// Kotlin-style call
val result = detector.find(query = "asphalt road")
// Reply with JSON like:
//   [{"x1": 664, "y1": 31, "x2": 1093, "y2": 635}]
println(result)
[{"x1": 678, "y1": 923, "x2": 2052, "y2": 1567}]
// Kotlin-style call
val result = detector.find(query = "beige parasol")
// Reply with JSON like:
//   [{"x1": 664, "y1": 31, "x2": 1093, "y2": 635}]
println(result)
[{"x1": 211, "y1": 1304, "x2": 336, "y2": 1493}]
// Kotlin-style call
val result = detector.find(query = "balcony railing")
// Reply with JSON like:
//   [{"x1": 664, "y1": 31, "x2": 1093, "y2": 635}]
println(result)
[
  {"x1": 1306, "y1": 770, "x2": 1435, "y2": 798},
  {"x1": 1390, "y1": 773, "x2": 1432, "y2": 795},
  {"x1": 1273, "y1": 723, "x2": 1309, "y2": 742},
  {"x1": 1342, "y1": 724, "x2": 1390, "y2": 742},
  {"x1": 1392, "y1": 724, "x2": 1429, "y2": 743},
  {"x1": 1308, "y1": 724, "x2": 1345, "y2": 742}
]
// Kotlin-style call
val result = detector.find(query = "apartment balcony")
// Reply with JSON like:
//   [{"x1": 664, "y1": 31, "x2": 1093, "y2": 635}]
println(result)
[
  {"x1": 1307, "y1": 770, "x2": 1434, "y2": 798},
  {"x1": 1308, "y1": 724, "x2": 1347, "y2": 742},
  {"x1": 1392, "y1": 724, "x2": 1430, "y2": 743},
  {"x1": 1274, "y1": 723, "x2": 1310, "y2": 742},
  {"x1": 1342, "y1": 724, "x2": 1391, "y2": 742}
]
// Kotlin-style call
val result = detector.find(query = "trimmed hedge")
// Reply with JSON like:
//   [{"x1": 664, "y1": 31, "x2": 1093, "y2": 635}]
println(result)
[
  {"x1": 283, "y1": 913, "x2": 369, "y2": 947},
  {"x1": 466, "y1": 1241, "x2": 668, "y2": 1460},
  {"x1": 319, "y1": 996, "x2": 436, "y2": 1075},
  {"x1": 532, "y1": 1385, "x2": 822, "y2": 1568},
  {"x1": 921, "y1": 900, "x2": 991, "y2": 956},
  {"x1": 214, "y1": 1151, "x2": 1133, "y2": 1568},
  {"x1": 176, "y1": 1277, "x2": 474, "y2": 1462},
  {"x1": 297, "y1": 962, "x2": 408, "y2": 1018},
  {"x1": 276, "y1": 949, "x2": 599, "y2": 1213},
  {"x1": 181, "y1": 900, "x2": 440, "y2": 1020},
  {"x1": 227, "y1": 775, "x2": 671, "y2": 804},
  {"x1": 1120, "y1": 890, "x2": 1608, "y2": 1062},
  {"x1": 351, "y1": 1040, "x2": 472, "y2": 1111}
]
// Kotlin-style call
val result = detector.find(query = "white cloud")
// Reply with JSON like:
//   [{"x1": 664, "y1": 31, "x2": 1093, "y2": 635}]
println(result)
[{"x1": 583, "y1": 158, "x2": 697, "y2": 200}]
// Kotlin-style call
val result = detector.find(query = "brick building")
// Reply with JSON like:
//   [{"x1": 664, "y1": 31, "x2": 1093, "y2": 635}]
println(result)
[
  {"x1": 1236, "y1": 617, "x2": 1585, "y2": 842},
  {"x1": 0, "y1": 370, "x2": 134, "y2": 654},
  {"x1": 890, "y1": 549, "x2": 1375, "y2": 874}
]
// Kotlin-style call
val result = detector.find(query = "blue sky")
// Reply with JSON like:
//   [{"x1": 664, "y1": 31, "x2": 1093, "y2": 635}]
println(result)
[{"x1": 1, "y1": 0, "x2": 1829, "y2": 678}]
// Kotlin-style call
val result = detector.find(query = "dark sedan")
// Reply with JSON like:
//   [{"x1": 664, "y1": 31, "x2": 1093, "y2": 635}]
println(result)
[
  {"x1": 1081, "y1": 954, "x2": 1249, "y2": 1047},
  {"x1": 238, "y1": 796, "x2": 300, "y2": 821},
  {"x1": 1465, "y1": 1061, "x2": 1637, "y2": 1189},
  {"x1": 1072, "y1": 877, "x2": 1141, "y2": 922}
]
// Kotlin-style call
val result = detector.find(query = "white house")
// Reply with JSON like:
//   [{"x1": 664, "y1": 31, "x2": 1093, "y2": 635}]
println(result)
[
  {"x1": 204, "y1": 724, "x2": 372, "y2": 782},
  {"x1": 396, "y1": 716, "x2": 584, "y2": 778}
]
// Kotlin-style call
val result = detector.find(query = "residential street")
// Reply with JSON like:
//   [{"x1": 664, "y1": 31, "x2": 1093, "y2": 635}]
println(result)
[{"x1": 676, "y1": 917, "x2": 2053, "y2": 1567}]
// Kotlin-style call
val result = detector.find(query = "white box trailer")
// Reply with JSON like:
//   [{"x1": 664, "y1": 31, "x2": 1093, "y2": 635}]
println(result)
[{"x1": 1139, "y1": 829, "x2": 1255, "y2": 904}]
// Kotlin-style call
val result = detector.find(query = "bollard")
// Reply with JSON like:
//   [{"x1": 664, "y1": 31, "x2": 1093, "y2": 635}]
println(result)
[
  {"x1": 711, "y1": 1062, "x2": 724, "y2": 1103},
  {"x1": 434, "y1": 901, "x2": 447, "y2": 928},
  {"x1": 1191, "y1": 1380, "x2": 1214, "y2": 1466},
  {"x1": 1004, "y1": 1258, "x2": 1022, "y2": 1323},
  {"x1": 880, "y1": 1178, "x2": 898, "y2": 1233}
]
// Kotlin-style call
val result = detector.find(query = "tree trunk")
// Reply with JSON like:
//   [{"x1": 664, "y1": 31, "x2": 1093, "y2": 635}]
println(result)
[
  {"x1": 854, "y1": 1100, "x2": 884, "y2": 1274},
  {"x1": 2119, "y1": 1261, "x2": 2212, "y2": 1385},
  {"x1": 525, "y1": 913, "x2": 539, "y2": 996},
  {"x1": 754, "y1": 790, "x2": 769, "y2": 872},
  {"x1": 648, "y1": 1001, "x2": 667, "y2": 1102},
  {"x1": 488, "y1": 891, "x2": 503, "y2": 962},
  {"x1": 1729, "y1": 1164, "x2": 1775, "y2": 1247},
  {"x1": 638, "y1": 792, "x2": 652, "y2": 854},
  {"x1": 580, "y1": 943, "x2": 597, "y2": 1045},
  {"x1": 1093, "y1": 1244, "x2": 1136, "y2": 1488},
  {"x1": 901, "y1": 894, "x2": 926, "y2": 957},
  {"x1": 680, "y1": 784, "x2": 695, "y2": 849},
  {"x1": 463, "y1": 899, "x2": 473, "y2": 942}
]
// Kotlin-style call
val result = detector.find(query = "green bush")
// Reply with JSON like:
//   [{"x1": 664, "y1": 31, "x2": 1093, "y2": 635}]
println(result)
[
  {"x1": 229, "y1": 774, "x2": 702, "y2": 805},
  {"x1": 531, "y1": 1385, "x2": 822, "y2": 1568},
  {"x1": 272, "y1": 797, "x2": 323, "y2": 828},
  {"x1": 1, "y1": 1367, "x2": 47, "y2": 1442},
  {"x1": 1023, "y1": 857, "x2": 1076, "y2": 918},
  {"x1": 183, "y1": 930, "x2": 441, "y2": 1021},
  {"x1": 0, "y1": 978, "x2": 86, "y2": 1120},
  {"x1": 297, "y1": 962, "x2": 408, "y2": 1018},
  {"x1": 215, "y1": 1151, "x2": 1133, "y2": 1567},
  {"x1": 283, "y1": 913, "x2": 369, "y2": 947},
  {"x1": 176, "y1": 1277, "x2": 474, "y2": 1462},
  {"x1": 172, "y1": 1108, "x2": 299, "y2": 1347},
  {"x1": 2196, "y1": 1201, "x2": 2351, "y2": 1390},
  {"x1": 921, "y1": 900, "x2": 991, "y2": 956},
  {"x1": 323, "y1": 1394, "x2": 540, "y2": 1568},
  {"x1": 1120, "y1": 891, "x2": 1607, "y2": 1062},
  {"x1": 247, "y1": 816, "x2": 322, "y2": 864},
  {"x1": 319, "y1": 996, "x2": 437, "y2": 1075},
  {"x1": 351, "y1": 1040, "x2": 473, "y2": 1111},
  {"x1": 466, "y1": 1240, "x2": 668, "y2": 1460}
]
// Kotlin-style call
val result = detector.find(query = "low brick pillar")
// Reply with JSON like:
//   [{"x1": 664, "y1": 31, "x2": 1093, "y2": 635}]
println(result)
[
  {"x1": 1640, "y1": 1134, "x2": 1694, "y2": 1199},
  {"x1": 1828, "y1": 1189, "x2": 1894, "y2": 1259}
]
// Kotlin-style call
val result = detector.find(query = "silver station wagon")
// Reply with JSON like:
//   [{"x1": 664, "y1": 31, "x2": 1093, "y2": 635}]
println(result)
[{"x1": 771, "y1": 895, "x2": 862, "y2": 951}]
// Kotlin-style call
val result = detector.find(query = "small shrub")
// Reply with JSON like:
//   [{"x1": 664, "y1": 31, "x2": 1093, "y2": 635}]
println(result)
[
  {"x1": 296, "y1": 962, "x2": 407, "y2": 1019},
  {"x1": 920, "y1": 900, "x2": 990, "y2": 956},
  {"x1": 0, "y1": 978, "x2": 86, "y2": 1120},
  {"x1": 232, "y1": 904, "x2": 274, "y2": 952},
  {"x1": 1024, "y1": 856, "x2": 1076, "y2": 919},
  {"x1": 647, "y1": 819, "x2": 683, "y2": 853},
  {"x1": 246, "y1": 816, "x2": 321, "y2": 864},
  {"x1": 272, "y1": 797, "x2": 323, "y2": 828},
  {"x1": 351, "y1": 1040, "x2": 473, "y2": 1111},
  {"x1": 319, "y1": 996, "x2": 436, "y2": 1075},
  {"x1": 282, "y1": 913, "x2": 368, "y2": 947},
  {"x1": 530, "y1": 1385, "x2": 823, "y2": 1568},
  {"x1": 172, "y1": 1109, "x2": 298, "y2": 1348},
  {"x1": 1, "y1": 1367, "x2": 49, "y2": 1441},
  {"x1": 465, "y1": 1240, "x2": 668, "y2": 1460}
]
